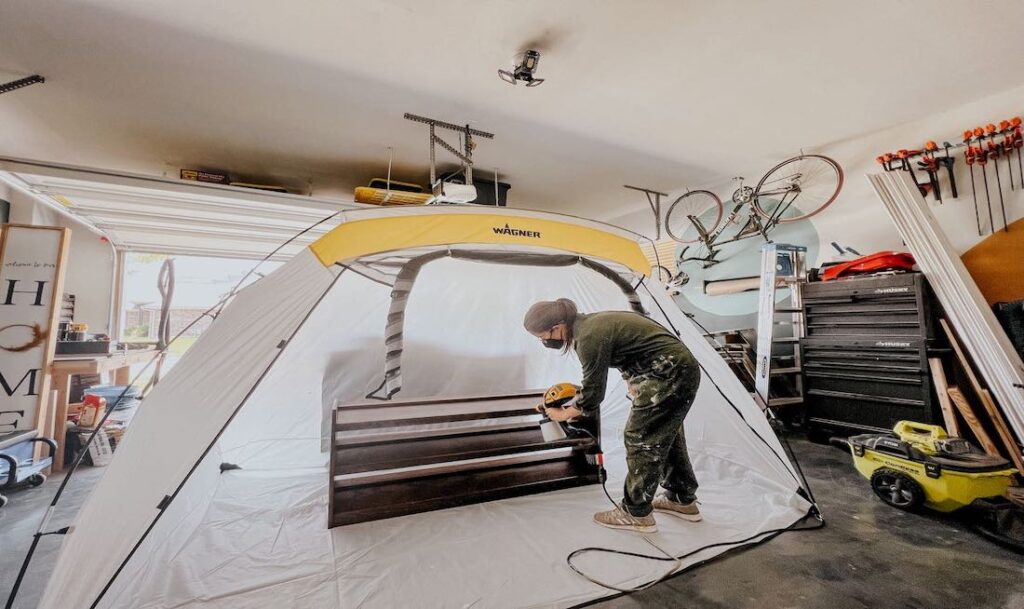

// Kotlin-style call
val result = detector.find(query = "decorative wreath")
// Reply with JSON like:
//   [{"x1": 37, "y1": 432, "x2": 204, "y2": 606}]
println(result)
[{"x1": 0, "y1": 323, "x2": 48, "y2": 352}]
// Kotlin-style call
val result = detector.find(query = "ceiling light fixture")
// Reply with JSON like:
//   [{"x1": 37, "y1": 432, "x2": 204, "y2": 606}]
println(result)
[{"x1": 498, "y1": 50, "x2": 545, "y2": 87}]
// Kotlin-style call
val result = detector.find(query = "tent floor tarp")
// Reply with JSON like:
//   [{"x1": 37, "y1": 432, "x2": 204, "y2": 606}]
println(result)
[{"x1": 101, "y1": 439, "x2": 810, "y2": 608}]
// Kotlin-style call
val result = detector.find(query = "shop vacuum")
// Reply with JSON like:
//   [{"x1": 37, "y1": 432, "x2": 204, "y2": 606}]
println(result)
[{"x1": 840, "y1": 421, "x2": 1024, "y2": 552}]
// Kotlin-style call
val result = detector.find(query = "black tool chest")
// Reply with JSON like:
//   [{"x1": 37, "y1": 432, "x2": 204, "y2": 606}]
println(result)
[{"x1": 800, "y1": 272, "x2": 943, "y2": 435}]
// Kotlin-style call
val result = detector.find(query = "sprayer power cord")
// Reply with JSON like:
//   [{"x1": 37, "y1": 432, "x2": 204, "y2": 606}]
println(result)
[
  {"x1": 570, "y1": 414, "x2": 821, "y2": 592},
  {"x1": 560, "y1": 425, "x2": 681, "y2": 591},
  {"x1": 569, "y1": 470, "x2": 823, "y2": 597},
  {"x1": 561, "y1": 288, "x2": 825, "y2": 595}
]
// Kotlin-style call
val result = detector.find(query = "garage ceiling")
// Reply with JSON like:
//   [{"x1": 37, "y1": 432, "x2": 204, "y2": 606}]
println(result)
[{"x1": 2, "y1": 0, "x2": 1024, "y2": 238}]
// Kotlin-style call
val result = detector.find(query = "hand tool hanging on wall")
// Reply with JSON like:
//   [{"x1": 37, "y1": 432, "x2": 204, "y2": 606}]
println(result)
[
  {"x1": 970, "y1": 127, "x2": 995, "y2": 234},
  {"x1": 883, "y1": 152, "x2": 897, "y2": 171},
  {"x1": 939, "y1": 141, "x2": 958, "y2": 198},
  {"x1": 920, "y1": 141, "x2": 942, "y2": 202},
  {"x1": 897, "y1": 149, "x2": 930, "y2": 198},
  {"x1": 878, "y1": 145, "x2": 956, "y2": 202},
  {"x1": 871, "y1": 115, "x2": 1024, "y2": 220},
  {"x1": 1010, "y1": 117, "x2": 1023, "y2": 188},
  {"x1": 985, "y1": 124, "x2": 1009, "y2": 231},
  {"x1": 963, "y1": 131, "x2": 982, "y2": 236},
  {"x1": 999, "y1": 120, "x2": 1015, "y2": 191},
  {"x1": 973, "y1": 127, "x2": 996, "y2": 234}
]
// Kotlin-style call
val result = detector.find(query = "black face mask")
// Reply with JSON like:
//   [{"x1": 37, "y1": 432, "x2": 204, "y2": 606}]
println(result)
[{"x1": 542, "y1": 338, "x2": 565, "y2": 350}]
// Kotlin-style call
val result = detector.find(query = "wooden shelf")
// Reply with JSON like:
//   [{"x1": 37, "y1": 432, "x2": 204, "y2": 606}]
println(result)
[
  {"x1": 334, "y1": 393, "x2": 542, "y2": 431},
  {"x1": 329, "y1": 391, "x2": 601, "y2": 527},
  {"x1": 332, "y1": 458, "x2": 596, "y2": 527},
  {"x1": 335, "y1": 426, "x2": 594, "y2": 475}
]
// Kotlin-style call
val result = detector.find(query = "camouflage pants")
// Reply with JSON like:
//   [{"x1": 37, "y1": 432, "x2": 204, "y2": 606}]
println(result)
[{"x1": 621, "y1": 363, "x2": 701, "y2": 517}]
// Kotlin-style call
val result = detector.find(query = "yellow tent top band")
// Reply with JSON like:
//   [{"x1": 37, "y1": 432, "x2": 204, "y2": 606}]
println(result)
[{"x1": 309, "y1": 213, "x2": 650, "y2": 276}]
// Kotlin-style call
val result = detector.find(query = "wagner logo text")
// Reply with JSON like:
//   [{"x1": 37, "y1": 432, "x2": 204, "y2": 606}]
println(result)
[{"x1": 493, "y1": 224, "x2": 541, "y2": 238}]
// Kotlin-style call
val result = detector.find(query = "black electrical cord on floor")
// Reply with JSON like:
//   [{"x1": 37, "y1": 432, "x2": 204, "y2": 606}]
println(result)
[
  {"x1": 4, "y1": 210, "x2": 343, "y2": 609},
  {"x1": 562, "y1": 284, "x2": 825, "y2": 595},
  {"x1": 567, "y1": 472, "x2": 823, "y2": 595}
]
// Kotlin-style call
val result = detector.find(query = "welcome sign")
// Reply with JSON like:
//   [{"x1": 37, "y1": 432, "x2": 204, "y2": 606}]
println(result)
[{"x1": 0, "y1": 224, "x2": 70, "y2": 434}]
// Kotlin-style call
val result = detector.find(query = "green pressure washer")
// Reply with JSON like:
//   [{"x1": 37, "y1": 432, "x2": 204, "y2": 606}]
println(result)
[{"x1": 842, "y1": 421, "x2": 1024, "y2": 552}]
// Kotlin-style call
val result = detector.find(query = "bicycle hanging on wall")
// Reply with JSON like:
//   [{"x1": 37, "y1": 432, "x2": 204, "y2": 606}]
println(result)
[{"x1": 662, "y1": 154, "x2": 843, "y2": 286}]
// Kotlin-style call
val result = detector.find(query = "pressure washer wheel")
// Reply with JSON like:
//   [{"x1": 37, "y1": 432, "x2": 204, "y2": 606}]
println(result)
[
  {"x1": 28, "y1": 474, "x2": 46, "y2": 487},
  {"x1": 870, "y1": 469, "x2": 924, "y2": 511}
]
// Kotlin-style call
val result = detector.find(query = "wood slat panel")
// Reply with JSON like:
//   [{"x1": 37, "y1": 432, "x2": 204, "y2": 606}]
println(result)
[
  {"x1": 332, "y1": 459, "x2": 593, "y2": 526},
  {"x1": 336, "y1": 407, "x2": 539, "y2": 431},
  {"x1": 335, "y1": 449, "x2": 572, "y2": 488},
  {"x1": 336, "y1": 390, "x2": 543, "y2": 412},
  {"x1": 335, "y1": 394, "x2": 542, "y2": 428},
  {"x1": 336, "y1": 420, "x2": 538, "y2": 448},
  {"x1": 335, "y1": 428, "x2": 593, "y2": 475}
]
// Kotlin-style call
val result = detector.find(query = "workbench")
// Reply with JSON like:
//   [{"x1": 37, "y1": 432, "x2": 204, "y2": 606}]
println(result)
[{"x1": 48, "y1": 348, "x2": 157, "y2": 472}]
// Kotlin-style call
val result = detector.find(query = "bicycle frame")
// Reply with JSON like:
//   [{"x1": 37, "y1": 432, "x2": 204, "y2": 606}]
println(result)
[
  {"x1": 662, "y1": 157, "x2": 841, "y2": 289},
  {"x1": 676, "y1": 176, "x2": 806, "y2": 270}
]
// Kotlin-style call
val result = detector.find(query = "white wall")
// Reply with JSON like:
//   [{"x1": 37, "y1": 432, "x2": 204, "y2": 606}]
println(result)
[
  {"x1": 812, "y1": 82, "x2": 1024, "y2": 258},
  {"x1": 3, "y1": 184, "x2": 117, "y2": 334}
]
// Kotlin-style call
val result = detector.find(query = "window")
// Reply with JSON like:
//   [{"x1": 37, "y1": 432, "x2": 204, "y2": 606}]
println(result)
[{"x1": 121, "y1": 253, "x2": 281, "y2": 376}]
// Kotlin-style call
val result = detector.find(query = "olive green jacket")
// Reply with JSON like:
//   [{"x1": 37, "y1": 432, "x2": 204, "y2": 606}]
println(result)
[{"x1": 572, "y1": 311, "x2": 697, "y2": 414}]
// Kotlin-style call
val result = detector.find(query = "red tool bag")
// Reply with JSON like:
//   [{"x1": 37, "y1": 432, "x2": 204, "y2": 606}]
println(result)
[{"x1": 818, "y1": 251, "x2": 916, "y2": 282}]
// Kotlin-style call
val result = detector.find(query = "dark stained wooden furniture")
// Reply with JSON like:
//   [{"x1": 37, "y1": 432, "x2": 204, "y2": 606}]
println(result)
[{"x1": 329, "y1": 390, "x2": 601, "y2": 527}]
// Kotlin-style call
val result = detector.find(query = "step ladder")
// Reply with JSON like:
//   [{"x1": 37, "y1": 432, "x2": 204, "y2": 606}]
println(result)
[{"x1": 754, "y1": 243, "x2": 807, "y2": 412}]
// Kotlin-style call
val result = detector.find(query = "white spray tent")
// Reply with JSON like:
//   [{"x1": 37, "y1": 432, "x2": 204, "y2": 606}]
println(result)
[{"x1": 37, "y1": 206, "x2": 814, "y2": 609}]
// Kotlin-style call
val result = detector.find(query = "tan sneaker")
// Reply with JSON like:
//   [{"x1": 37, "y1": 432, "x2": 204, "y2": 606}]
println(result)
[
  {"x1": 593, "y1": 505, "x2": 657, "y2": 533},
  {"x1": 652, "y1": 495, "x2": 702, "y2": 522}
]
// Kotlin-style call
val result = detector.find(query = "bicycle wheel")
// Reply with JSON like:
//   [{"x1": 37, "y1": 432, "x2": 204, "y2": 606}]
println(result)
[
  {"x1": 665, "y1": 190, "x2": 724, "y2": 243},
  {"x1": 752, "y1": 154, "x2": 843, "y2": 223}
]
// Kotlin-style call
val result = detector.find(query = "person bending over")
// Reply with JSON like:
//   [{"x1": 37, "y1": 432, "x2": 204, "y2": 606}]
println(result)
[{"x1": 523, "y1": 298, "x2": 702, "y2": 533}]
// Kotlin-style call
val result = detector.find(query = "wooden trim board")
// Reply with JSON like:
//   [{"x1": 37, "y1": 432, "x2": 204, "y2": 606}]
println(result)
[
  {"x1": 928, "y1": 358, "x2": 961, "y2": 436},
  {"x1": 946, "y1": 387, "x2": 1000, "y2": 456},
  {"x1": 941, "y1": 319, "x2": 1023, "y2": 470},
  {"x1": 980, "y1": 388, "x2": 1024, "y2": 472}
]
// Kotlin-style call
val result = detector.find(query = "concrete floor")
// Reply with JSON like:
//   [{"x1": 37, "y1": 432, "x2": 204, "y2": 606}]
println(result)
[
  {"x1": 597, "y1": 438, "x2": 1024, "y2": 609},
  {"x1": 2, "y1": 438, "x2": 1022, "y2": 609}
]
